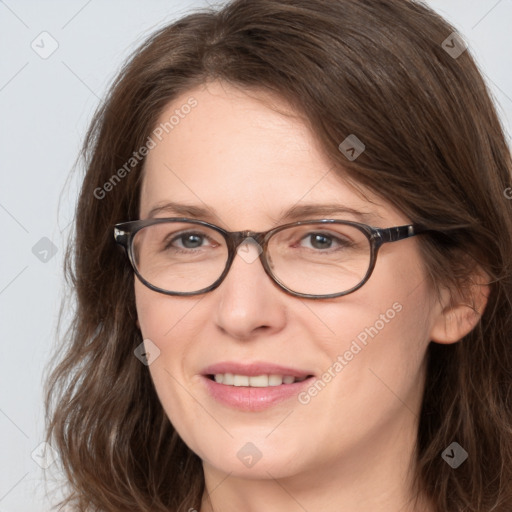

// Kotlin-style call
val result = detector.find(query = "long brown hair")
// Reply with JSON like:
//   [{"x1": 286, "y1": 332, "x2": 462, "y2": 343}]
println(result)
[{"x1": 44, "y1": 0, "x2": 512, "y2": 510}]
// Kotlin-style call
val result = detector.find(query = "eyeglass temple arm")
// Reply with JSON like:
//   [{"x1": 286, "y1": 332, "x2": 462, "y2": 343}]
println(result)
[
  {"x1": 377, "y1": 224, "x2": 429, "y2": 243},
  {"x1": 114, "y1": 227, "x2": 130, "y2": 248}
]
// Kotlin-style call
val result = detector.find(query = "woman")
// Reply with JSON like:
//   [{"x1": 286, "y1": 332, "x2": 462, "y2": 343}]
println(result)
[{"x1": 44, "y1": 0, "x2": 512, "y2": 511}]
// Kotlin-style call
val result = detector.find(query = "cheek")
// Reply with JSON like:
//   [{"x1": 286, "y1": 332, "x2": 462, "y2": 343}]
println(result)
[
  {"x1": 306, "y1": 249, "x2": 431, "y2": 360},
  {"x1": 134, "y1": 280, "x2": 202, "y2": 347},
  {"x1": 135, "y1": 282, "x2": 171, "y2": 345},
  {"x1": 305, "y1": 287, "x2": 430, "y2": 402},
  {"x1": 134, "y1": 281, "x2": 208, "y2": 440},
  {"x1": 134, "y1": 283, "x2": 186, "y2": 394},
  {"x1": 320, "y1": 265, "x2": 430, "y2": 424},
  {"x1": 303, "y1": 251, "x2": 431, "y2": 404}
]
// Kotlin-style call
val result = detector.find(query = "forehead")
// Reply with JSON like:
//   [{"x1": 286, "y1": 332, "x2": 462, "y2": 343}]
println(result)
[{"x1": 139, "y1": 81, "x2": 396, "y2": 229}]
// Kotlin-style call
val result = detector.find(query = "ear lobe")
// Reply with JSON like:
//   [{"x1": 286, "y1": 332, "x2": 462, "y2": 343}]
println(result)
[{"x1": 429, "y1": 278, "x2": 490, "y2": 345}]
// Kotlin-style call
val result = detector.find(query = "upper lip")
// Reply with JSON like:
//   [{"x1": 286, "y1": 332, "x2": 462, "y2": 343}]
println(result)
[{"x1": 202, "y1": 362, "x2": 314, "y2": 378}]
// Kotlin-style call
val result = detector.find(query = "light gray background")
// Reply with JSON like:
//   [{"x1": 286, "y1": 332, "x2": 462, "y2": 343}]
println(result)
[{"x1": 1, "y1": 1, "x2": 511, "y2": 511}]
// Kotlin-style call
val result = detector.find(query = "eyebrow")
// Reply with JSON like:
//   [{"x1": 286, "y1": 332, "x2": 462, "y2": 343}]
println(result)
[{"x1": 146, "y1": 201, "x2": 382, "y2": 225}]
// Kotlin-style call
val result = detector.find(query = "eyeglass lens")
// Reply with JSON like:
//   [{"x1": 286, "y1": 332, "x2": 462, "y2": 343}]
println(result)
[{"x1": 131, "y1": 221, "x2": 372, "y2": 296}]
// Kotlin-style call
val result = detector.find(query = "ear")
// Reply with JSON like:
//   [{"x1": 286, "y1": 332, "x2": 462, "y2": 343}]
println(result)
[{"x1": 429, "y1": 267, "x2": 490, "y2": 344}]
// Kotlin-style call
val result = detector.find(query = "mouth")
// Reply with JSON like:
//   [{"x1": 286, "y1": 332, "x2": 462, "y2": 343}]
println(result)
[
  {"x1": 200, "y1": 363, "x2": 316, "y2": 411},
  {"x1": 205, "y1": 373, "x2": 312, "y2": 386}
]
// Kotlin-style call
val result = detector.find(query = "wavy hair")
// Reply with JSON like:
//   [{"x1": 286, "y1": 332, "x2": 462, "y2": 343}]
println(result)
[{"x1": 44, "y1": 0, "x2": 512, "y2": 510}]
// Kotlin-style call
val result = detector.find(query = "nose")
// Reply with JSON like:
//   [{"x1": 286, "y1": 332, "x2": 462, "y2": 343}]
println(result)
[{"x1": 212, "y1": 238, "x2": 287, "y2": 340}]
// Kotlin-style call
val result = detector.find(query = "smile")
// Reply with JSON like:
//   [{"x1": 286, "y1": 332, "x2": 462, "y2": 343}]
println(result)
[
  {"x1": 200, "y1": 364, "x2": 314, "y2": 411},
  {"x1": 209, "y1": 373, "x2": 310, "y2": 386}
]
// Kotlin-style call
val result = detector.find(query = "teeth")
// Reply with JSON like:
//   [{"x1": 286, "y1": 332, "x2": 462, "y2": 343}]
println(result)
[
  {"x1": 268, "y1": 374, "x2": 283, "y2": 386},
  {"x1": 211, "y1": 373, "x2": 308, "y2": 387},
  {"x1": 233, "y1": 375, "x2": 249, "y2": 386},
  {"x1": 248, "y1": 375, "x2": 269, "y2": 387}
]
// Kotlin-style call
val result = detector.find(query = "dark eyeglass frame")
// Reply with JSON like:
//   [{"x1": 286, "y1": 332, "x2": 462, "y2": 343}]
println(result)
[{"x1": 113, "y1": 217, "x2": 430, "y2": 299}]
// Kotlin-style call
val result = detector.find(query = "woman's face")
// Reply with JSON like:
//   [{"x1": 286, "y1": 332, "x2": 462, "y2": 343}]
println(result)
[{"x1": 135, "y1": 80, "x2": 439, "y2": 483}]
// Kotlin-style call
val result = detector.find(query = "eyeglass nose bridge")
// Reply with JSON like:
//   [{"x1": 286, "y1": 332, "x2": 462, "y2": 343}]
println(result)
[
  {"x1": 226, "y1": 230, "x2": 269, "y2": 252},
  {"x1": 221, "y1": 229, "x2": 274, "y2": 281},
  {"x1": 215, "y1": 228, "x2": 291, "y2": 300}
]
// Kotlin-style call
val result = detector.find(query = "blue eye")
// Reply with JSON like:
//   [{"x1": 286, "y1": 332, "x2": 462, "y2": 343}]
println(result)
[
  {"x1": 172, "y1": 233, "x2": 206, "y2": 250},
  {"x1": 163, "y1": 230, "x2": 220, "y2": 254},
  {"x1": 298, "y1": 232, "x2": 353, "y2": 251}
]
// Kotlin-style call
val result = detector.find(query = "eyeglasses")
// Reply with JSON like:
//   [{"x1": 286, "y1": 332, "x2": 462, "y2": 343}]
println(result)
[{"x1": 113, "y1": 217, "x2": 430, "y2": 299}]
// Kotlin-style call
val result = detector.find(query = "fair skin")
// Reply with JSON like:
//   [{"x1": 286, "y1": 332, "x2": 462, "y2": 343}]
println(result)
[{"x1": 135, "y1": 80, "x2": 484, "y2": 512}]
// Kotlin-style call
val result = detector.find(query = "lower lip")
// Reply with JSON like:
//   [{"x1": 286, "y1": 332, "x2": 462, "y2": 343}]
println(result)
[{"x1": 201, "y1": 375, "x2": 314, "y2": 412}]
